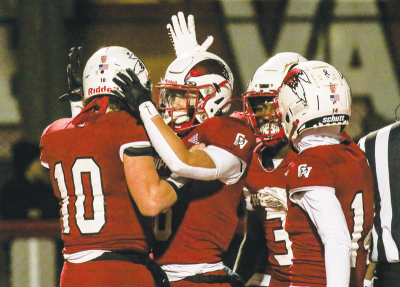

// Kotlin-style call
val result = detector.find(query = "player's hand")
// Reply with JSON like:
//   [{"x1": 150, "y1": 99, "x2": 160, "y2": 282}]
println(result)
[
  {"x1": 112, "y1": 68, "x2": 153, "y2": 111},
  {"x1": 189, "y1": 143, "x2": 207, "y2": 151},
  {"x1": 60, "y1": 47, "x2": 84, "y2": 102},
  {"x1": 258, "y1": 187, "x2": 287, "y2": 212},
  {"x1": 167, "y1": 11, "x2": 213, "y2": 57}
]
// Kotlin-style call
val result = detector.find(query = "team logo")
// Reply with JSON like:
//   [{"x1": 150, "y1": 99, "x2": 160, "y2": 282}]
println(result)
[
  {"x1": 298, "y1": 164, "x2": 312, "y2": 178},
  {"x1": 134, "y1": 58, "x2": 146, "y2": 75},
  {"x1": 188, "y1": 133, "x2": 200, "y2": 145},
  {"x1": 283, "y1": 68, "x2": 311, "y2": 104},
  {"x1": 185, "y1": 59, "x2": 232, "y2": 86},
  {"x1": 234, "y1": 133, "x2": 248, "y2": 149}
]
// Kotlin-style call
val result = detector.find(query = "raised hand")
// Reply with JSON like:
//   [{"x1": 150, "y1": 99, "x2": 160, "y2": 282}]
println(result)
[
  {"x1": 167, "y1": 11, "x2": 213, "y2": 57},
  {"x1": 112, "y1": 68, "x2": 153, "y2": 112},
  {"x1": 60, "y1": 47, "x2": 84, "y2": 101}
]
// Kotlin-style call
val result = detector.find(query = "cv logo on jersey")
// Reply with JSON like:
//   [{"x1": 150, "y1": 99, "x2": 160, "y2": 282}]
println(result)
[
  {"x1": 298, "y1": 164, "x2": 312, "y2": 178},
  {"x1": 234, "y1": 133, "x2": 248, "y2": 149}
]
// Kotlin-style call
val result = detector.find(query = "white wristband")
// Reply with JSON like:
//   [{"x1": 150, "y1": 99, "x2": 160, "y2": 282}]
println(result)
[
  {"x1": 363, "y1": 279, "x2": 372, "y2": 287},
  {"x1": 139, "y1": 101, "x2": 159, "y2": 122}
]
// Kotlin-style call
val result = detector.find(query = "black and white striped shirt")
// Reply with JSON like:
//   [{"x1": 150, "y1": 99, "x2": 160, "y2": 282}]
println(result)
[{"x1": 358, "y1": 122, "x2": 400, "y2": 263}]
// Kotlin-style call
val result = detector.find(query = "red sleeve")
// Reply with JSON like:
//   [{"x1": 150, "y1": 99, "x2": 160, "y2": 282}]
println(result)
[
  {"x1": 287, "y1": 155, "x2": 335, "y2": 194},
  {"x1": 183, "y1": 116, "x2": 256, "y2": 164}
]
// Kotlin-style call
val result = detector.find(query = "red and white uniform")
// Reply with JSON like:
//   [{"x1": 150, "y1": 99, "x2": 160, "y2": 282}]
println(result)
[
  {"x1": 40, "y1": 111, "x2": 156, "y2": 287},
  {"x1": 244, "y1": 151, "x2": 297, "y2": 287},
  {"x1": 152, "y1": 116, "x2": 256, "y2": 284},
  {"x1": 285, "y1": 137, "x2": 374, "y2": 287}
]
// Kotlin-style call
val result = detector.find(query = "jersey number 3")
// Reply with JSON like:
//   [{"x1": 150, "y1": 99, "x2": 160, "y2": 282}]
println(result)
[{"x1": 54, "y1": 158, "x2": 106, "y2": 235}]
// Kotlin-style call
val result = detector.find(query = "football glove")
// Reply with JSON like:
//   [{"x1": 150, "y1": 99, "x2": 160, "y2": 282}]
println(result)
[
  {"x1": 258, "y1": 187, "x2": 288, "y2": 212},
  {"x1": 167, "y1": 11, "x2": 213, "y2": 57},
  {"x1": 112, "y1": 68, "x2": 153, "y2": 112},
  {"x1": 60, "y1": 47, "x2": 84, "y2": 102}
]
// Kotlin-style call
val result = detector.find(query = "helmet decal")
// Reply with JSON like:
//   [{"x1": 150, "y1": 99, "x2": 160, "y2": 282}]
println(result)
[
  {"x1": 276, "y1": 60, "x2": 351, "y2": 145},
  {"x1": 156, "y1": 52, "x2": 233, "y2": 135},
  {"x1": 132, "y1": 56, "x2": 147, "y2": 75},
  {"x1": 185, "y1": 59, "x2": 232, "y2": 84},
  {"x1": 283, "y1": 68, "x2": 311, "y2": 104},
  {"x1": 83, "y1": 46, "x2": 149, "y2": 100},
  {"x1": 242, "y1": 52, "x2": 307, "y2": 147}
]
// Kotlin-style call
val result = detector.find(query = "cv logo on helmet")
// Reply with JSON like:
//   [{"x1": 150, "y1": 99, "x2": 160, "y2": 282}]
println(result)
[{"x1": 283, "y1": 68, "x2": 311, "y2": 104}]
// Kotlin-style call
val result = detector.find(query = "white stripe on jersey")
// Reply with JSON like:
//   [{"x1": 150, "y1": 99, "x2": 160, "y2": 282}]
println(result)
[{"x1": 374, "y1": 124, "x2": 400, "y2": 262}]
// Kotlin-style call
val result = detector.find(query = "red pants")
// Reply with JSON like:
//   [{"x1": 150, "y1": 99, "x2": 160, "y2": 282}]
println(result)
[{"x1": 60, "y1": 259, "x2": 156, "y2": 286}]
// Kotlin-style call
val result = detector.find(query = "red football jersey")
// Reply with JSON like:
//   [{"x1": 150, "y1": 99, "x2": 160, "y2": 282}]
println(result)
[
  {"x1": 285, "y1": 140, "x2": 374, "y2": 287},
  {"x1": 40, "y1": 111, "x2": 154, "y2": 255},
  {"x1": 153, "y1": 116, "x2": 256, "y2": 265},
  {"x1": 245, "y1": 150, "x2": 297, "y2": 287}
]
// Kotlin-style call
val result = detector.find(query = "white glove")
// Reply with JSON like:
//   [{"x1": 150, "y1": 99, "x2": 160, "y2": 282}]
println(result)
[
  {"x1": 167, "y1": 11, "x2": 214, "y2": 57},
  {"x1": 258, "y1": 187, "x2": 288, "y2": 212}
]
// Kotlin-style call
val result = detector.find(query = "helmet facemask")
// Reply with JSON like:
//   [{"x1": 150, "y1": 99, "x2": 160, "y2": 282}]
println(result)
[
  {"x1": 156, "y1": 51, "x2": 234, "y2": 135},
  {"x1": 156, "y1": 82, "x2": 220, "y2": 135},
  {"x1": 243, "y1": 91, "x2": 286, "y2": 147}
]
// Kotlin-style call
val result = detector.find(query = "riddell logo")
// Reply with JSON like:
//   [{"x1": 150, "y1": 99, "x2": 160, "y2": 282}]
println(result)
[
  {"x1": 88, "y1": 86, "x2": 120, "y2": 96},
  {"x1": 165, "y1": 79, "x2": 177, "y2": 84}
]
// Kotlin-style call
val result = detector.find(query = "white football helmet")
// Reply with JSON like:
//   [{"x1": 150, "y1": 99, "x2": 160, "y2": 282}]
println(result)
[
  {"x1": 243, "y1": 52, "x2": 307, "y2": 146},
  {"x1": 82, "y1": 46, "x2": 149, "y2": 100},
  {"x1": 155, "y1": 51, "x2": 234, "y2": 134},
  {"x1": 275, "y1": 60, "x2": 351, "y2": 143}
]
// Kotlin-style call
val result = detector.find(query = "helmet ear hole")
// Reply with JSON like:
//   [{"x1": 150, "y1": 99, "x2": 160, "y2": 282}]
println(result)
[
  {"x1": 214, "y1": 98, "x2": 224, "y2": 105},
  {"x1": 285, "y1": 113, "x2": 290, "y2": 124},
  {"x1": 212, "y1": 83, "x2": 221, "y2": 93}
]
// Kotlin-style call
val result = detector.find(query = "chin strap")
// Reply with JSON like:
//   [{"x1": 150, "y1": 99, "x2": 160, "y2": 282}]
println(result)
[
  {"x1": 71, "y1": 96, "x2": 109, "y2": 126},
  {"x1": 288, "y1": 119, "x2": 299, "y2": 144}
]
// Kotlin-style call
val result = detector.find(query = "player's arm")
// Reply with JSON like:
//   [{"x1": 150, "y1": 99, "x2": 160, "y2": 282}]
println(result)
[
  {"x1": 143, "y1": 115, "x2": 248, "y2": 183},
  {"x1": 290, "y1": 187, "x2": 352, "y2": 287},
  {"x1": 112, "y1": 70, "x2": 246, "y2": 183},
  {"x1": 122, "y1": 144, "x2": 191, "y2": 217},
  {"x1": 148, "y1": 114, "x2": 216, "y2": 169},
  {"x1": 123, "y1": 154, "x2": 177, "y2": 216},
  {"x1": 59, "y1": 47, "x2": 84, "y2": 117}
]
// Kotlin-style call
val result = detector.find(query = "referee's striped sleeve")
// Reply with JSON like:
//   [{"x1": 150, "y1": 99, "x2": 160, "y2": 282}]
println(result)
[{"x1": 360, "y1": 122, "x2": 400, "y2": 263}]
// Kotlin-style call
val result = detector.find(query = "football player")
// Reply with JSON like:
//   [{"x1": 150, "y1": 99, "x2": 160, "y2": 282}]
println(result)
[
  {"x1": 232, "y1": 52, "x2": 306, "y2": 287},
  {"x1": 111, "y1": 12, "x2": 257, "y2": 287},
  {"x1": 274, "y1": 61, "x2": 374, "y2": 287},
  {"x1": 40, "y1": 46, "x2": 188, "y2": 287}
]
